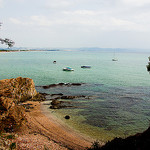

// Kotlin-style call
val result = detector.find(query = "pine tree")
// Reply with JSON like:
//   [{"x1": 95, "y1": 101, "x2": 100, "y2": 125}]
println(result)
[{"x1": 0, "y1": 22, "x2": 15, "y2": 48}]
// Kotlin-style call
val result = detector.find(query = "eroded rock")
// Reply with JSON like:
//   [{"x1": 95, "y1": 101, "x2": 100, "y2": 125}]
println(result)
[{"x1": 0, "y1": 77, "x2": 41, "y2": 132}]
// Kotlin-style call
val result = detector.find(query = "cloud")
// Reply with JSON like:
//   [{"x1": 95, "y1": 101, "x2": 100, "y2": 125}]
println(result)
[
  {"x1": 9, "y1": 13, "x2": 148, "y2": 33},
  {"x1": 13, "y1": 0, "x2": 25, "y2": 2},
  {"x1": 9, "y1": 18, "x2": 22, "y2": 24},
  {"x1": 121, "y1": 0, "x2": 150, "y2": 7},
  {"x1": 30, "y1": 16, "x2": 52, "y2": 26},
  {"x1": 0, "y1": 0, "x2": 4, "y2": 7},
  {"x1": 9, "y1": 18, "x2": 33, "y2": 26},
  {"x1": 8, "y1": 0, "x2": 150, "y2": 33},
  {"x1": 110, "y1": 18, "x2": 146, "y2": 31},
  {"x1": 45, "y1": 0, "x2": 73, "y2": 9},
  {"x1": 63, "y1": 10, "x2": 107, "y2": 16}
]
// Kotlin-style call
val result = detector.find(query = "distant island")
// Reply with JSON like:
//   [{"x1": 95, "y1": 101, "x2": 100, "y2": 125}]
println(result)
[
  {"x1": 0, "y1": 49, "x2": 60, "y2": 52},
  {"x1": 1, "y1": 47, "x2": 150, "y2": 53}
]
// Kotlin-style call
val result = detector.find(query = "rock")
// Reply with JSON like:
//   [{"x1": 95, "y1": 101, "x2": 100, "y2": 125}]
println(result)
[
  {"x1": 50, "y1": 105, "x2": 60, "y2": 109},
  {"x1": 50, "y1": 99, "x2": 74, "y2": 109},
  {"x1": 42, "y1": 82, "x2": 84, "y2": 89},
  {"x1": 58, "y1": 83, "x2": 65, "y2": 86},
  {"x1": 61, "y1": 96, "x2": 75, "y2": 99},
  {"x1": 51, "y1": 100, "x2": 61, "y2": 105},
  {"x1": 31, "y1": 93, "x2": 46, "y2": 101},
  {"x1": 0, "y1": 77, "x2": 40, "y2": 132},
  {"x1": 51, "y1": 93, "x2": 63, "y2": 96},
  {"x1": 61, "y1": 95, "x2": 85, "y2": 99},
  {"x1": 0, "y1": 77, "x2": 37, "y2": 102},
  {"x1": 65, "y1": 115, "x2": 70, "y2": 119},
  {"x1": 71, "y1": 83, "x2": 82, "y2": 86},
  {"x1": 43, "y1": 84, "x2": 57, "y2": 89}
]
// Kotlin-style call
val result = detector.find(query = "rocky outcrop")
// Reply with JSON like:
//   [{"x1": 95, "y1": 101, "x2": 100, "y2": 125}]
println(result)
[
  {"x1": 50, "y1": 99, "x2": 73, "y2": 109},
  {"x1": 0, "y1": 77, "x2": 40, "y2": 132},
  {"x1": 0, "y1": 77, "x2": 37, "y2": 102},
  {"x1": 40, "y1": 83, "x2": 83, "y2": 89}
]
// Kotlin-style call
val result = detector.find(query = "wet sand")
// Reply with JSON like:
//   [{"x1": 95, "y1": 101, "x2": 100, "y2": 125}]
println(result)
[{"x1": 17, "y1": 101, "x2": 100, "y2": 150}]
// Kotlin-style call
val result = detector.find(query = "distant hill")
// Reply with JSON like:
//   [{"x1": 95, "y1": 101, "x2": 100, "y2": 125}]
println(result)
[{"x1": 0, "y1": 47, "x2": 150, "y2": 53}]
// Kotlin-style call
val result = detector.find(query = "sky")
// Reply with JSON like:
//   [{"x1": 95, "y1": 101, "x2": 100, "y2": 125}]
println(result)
[{"x1": 1, "y1": 0, "x2": 150, "y2": 49}]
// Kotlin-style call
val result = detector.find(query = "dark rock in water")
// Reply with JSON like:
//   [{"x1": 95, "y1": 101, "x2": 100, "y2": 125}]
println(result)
[
  {"x1": 49, "y1": 99, "x2": 74, "y2": 109},
  {"x1": 61, "y1": 95, "x2": 85, "y2": 99},
  {"x1": 61, "y1": 96, "x2": 75, "y2": 99},
  {"x1": 42, "y1": 82, "x2": 84, "y2": 89},
  {"x1": 49, "y1": 84, "x2": 57, "y2": 87},
  {"x1": 50, "y1": 105, "x2": 60, "y2": 109},
  {"x1": 51, "y1": 99, "x2": 61, "y2": 105},
  {"x1": 58, "y1": 83, "x2": 65, "y2": 86},
  {"x1": 43, "y1": 84, "x2": 57, "y2": 89},
  {"x1": 65, "y1": 115, "x2": 70, "y2": 119},
  {"x1": 50, "y1": 105, "x2": 73, "y2": 109},
  {"x1": 51, "y1": 93, "x2": 63, "y2": 96},
  {"x1": 71, "y1": 83, "x2": 82, "y2": 86},
  {"x1": 42, "y1": 85, "x2": 50, "y2": 89},
  {"x1": 40, "y1": 92, "x2": 49, "y2": 96}
]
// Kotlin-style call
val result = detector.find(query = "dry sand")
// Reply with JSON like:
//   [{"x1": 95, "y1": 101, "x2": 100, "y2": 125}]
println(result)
[{"x1": 15, "y1": 101, "x2": 99, "y2": 150}]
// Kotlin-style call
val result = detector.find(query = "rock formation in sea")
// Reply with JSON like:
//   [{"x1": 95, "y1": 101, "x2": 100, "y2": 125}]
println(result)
[{"x1": 0, "y1": 77, "x2": 42, "y2": 132}]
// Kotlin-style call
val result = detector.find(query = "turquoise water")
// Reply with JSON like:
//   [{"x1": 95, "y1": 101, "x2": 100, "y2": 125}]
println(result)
[{"x1": 1, "y1": 50, "x2": 150, "y2": 141}]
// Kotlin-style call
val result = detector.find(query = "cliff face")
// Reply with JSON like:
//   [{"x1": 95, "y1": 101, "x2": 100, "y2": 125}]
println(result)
[
  {"x1": 0, "y1": 77, "x2": 37, "y2": 102},
  {"x1": 0, "y1": 77, "x2": 38, "y2": 132}
]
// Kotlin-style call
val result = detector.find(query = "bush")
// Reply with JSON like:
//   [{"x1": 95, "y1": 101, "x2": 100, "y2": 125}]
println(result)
[
  {"x1": 87, "y1": 141, "x2": 101, "y2": 150},
  {"x1": 10, "y1": 142, "x2": 16, "y2": 149},
  {"x1": 7, "y1": 134, "x2": 15, "y2": 139}
]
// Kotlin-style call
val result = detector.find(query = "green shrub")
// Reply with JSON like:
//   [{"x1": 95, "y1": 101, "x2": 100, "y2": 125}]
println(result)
[
  {"x1": 87, "y1": 141, "x2": 101, "y2": 150},
  {"x1": 7, "y1": 134, "x2": 14, "y2": 139},
  {"x1": 10, "y1": 142, "x2": 16, "y2": 150}
]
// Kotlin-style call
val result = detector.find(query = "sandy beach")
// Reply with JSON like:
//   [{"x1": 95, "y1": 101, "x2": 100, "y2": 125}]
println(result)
[{"x1": 15, "y1": 101, "x2": 98, "y2": 150}]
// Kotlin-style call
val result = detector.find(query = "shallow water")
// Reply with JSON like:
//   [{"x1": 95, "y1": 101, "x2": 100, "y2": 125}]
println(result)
[
  {"x1": 37, "y1": 83, "x2": 150, "y2": 141},
  {"x1": 1, "y1": 50, "x2": 150, "y2": 141}
]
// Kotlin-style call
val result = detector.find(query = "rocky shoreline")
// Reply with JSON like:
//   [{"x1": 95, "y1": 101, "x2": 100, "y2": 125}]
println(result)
[
  {"x1": 37, "y1": 82, "x2": 92, "y2": 110},
  {"x1": 1, "y1": 77, "x2": 150, "y2": 150},
  {"x1": 0, "y1": 77, "x2": 94, "y2": 150}
]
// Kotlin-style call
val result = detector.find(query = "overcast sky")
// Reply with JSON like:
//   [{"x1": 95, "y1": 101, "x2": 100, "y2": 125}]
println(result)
[{"x1": 1, "y1": 0, "x2": 150, "y2": 49}]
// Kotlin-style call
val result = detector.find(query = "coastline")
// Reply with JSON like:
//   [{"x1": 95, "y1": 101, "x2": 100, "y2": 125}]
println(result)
[{"x1": 16, "y1": 100, "x2": 99, "y2": 150}]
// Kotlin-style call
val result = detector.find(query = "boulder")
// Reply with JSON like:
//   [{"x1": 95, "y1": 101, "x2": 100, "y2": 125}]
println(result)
[
  {"x1": 51, "y1": 99, "x2": 61, "y2": 105},
  {"x1": 50, "y1": 105, "x2": 60, "y2": 109},
  {"x1": 0, "y1": 77, "x2": 37, "y2": 102},
  {"x1": 65, "y1": 115, "x2": 70, "y2": 119},
  {"x1": 0, "y1": 77, "x2": 39, "y2": 132}
]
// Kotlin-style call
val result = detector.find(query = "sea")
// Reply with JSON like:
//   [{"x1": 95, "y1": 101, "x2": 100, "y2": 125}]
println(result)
[{"x1": 1, "y1": 50, "x2": 150, "y2": 142}]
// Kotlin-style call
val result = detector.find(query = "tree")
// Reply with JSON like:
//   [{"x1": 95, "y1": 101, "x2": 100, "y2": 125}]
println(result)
[
  {"x1": 146, "y1": 57, "x2": 150, "y2": 72},
  {"x1": 0, "y1": 22, "x2": 15, "y2": 48}
]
